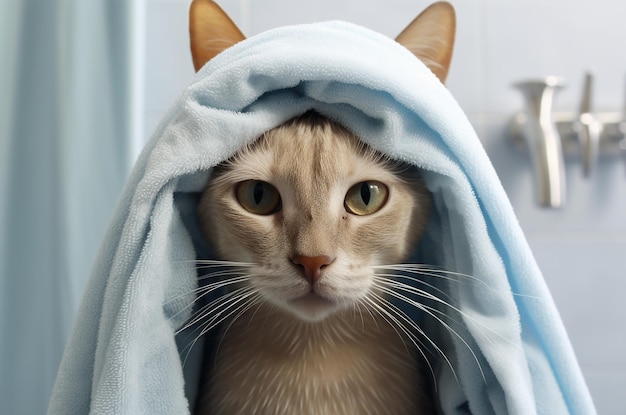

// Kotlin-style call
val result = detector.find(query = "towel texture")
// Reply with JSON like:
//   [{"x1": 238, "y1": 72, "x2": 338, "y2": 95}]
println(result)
[{"x1": 49, "y1": 21, "x2": 595, "y2": 414}]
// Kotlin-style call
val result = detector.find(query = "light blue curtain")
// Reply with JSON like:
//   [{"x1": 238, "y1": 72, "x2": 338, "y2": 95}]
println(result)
[{"x1": 0, "y1": 1, "x2": 142, "y2": 412}]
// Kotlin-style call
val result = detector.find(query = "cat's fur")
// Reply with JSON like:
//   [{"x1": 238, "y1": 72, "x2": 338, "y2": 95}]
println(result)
[
  {"x1": 189, "y1": 1, "x2": 456, "y2": 414},
  {"x1": 196, "y1": 113, "x2": 431, "y2": 413}
]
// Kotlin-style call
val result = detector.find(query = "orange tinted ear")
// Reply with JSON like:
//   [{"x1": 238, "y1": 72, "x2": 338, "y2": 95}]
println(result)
[
  {"x1": 395, "y1": 2, "x2": 456, "y2": 84},
  {"x1": 189, "y1": 0, "x2": 246, "y2": 72}
]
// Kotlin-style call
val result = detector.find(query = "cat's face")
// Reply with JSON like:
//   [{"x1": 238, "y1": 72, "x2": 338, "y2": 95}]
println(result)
[{"x1": 198, "y1": 114, "x2": 430, "y2": 322}]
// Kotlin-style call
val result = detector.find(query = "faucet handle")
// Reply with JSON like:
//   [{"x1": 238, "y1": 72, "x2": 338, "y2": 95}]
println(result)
[{"x1": 575, "y1": 72, "x2": 602, "y2": 176}]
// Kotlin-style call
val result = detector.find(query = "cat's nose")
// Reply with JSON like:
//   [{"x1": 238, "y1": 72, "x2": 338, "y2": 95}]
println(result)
[{"x1": 291, "y1": 255, "x2": 335, "y2": 285}]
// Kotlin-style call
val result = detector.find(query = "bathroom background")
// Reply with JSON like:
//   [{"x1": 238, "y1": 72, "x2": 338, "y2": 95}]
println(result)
[{"x1": 1, "y1": 0, "x2": 624, "y2": 413}]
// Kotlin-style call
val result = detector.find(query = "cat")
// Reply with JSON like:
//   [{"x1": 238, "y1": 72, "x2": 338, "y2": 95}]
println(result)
[{"x1": 187, "y1": 1, "x2": 456, "y2": 413}]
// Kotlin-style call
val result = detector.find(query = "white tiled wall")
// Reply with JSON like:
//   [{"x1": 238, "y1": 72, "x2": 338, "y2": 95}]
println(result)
[{"x1": 145, "y1": 1, "x2": 626, "y2": 412}]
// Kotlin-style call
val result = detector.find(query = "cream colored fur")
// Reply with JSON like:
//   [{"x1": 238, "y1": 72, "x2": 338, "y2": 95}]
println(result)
[
  {"x1": 198, "y1": 304, "x2": 429, "y2": 414},
  {"x1": 196, "y1": 114, "x2": 433, "y2": 414}
]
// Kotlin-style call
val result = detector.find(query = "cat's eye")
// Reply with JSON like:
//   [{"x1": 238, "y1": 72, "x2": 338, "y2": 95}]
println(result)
[
  {"x1": 236, "y1": 180, "x2": 281, "y2": 215},
  {"x1": 344, "y1": 181, "x2": 389, "y2": 216}
]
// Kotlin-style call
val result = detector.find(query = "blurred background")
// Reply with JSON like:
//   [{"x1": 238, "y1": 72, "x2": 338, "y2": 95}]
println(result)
[{"x1": 1, "y1": 0, "x2": 624, "y2": 413}]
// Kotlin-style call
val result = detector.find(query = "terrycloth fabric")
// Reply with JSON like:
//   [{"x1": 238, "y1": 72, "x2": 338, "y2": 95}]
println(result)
[{"x1": 49, "y1": 21, "x2": 596, "y2": 414}]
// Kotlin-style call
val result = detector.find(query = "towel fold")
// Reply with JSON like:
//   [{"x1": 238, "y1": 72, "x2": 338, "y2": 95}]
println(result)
[{"x1": 49, "y1": 21, "x2": 596, "y2": 414}]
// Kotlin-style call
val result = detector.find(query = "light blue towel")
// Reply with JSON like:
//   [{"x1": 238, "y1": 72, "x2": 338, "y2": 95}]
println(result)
[{"x1": 49, "y1": 21, "x2": 596, "y2": 414}]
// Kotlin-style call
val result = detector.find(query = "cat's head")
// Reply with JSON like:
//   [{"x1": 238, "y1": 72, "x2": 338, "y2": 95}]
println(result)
[
  {"x1": 192, "y1": 1, "x2": 456, "y2": 322},
  {"x1": 198, "y1": 113, "x2": 430, "y2": 322}
]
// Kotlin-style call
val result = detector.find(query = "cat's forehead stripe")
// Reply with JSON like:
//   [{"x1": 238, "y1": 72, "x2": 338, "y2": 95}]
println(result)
[{"x1": 215, "y1": 114, "x2": 406, "y2": 196}]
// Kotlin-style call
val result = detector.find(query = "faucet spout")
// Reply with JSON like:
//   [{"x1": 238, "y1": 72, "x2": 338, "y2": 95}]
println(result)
[{"x1": 513, "y1": 77, "x2": 566, "y2": 208}]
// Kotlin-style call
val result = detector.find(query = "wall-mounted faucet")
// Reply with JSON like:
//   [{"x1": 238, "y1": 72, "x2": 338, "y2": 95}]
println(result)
[
  {"x1": 512, "y1": 77, "x2": 566, "y2": 208},
  {"x1": 510, "y1": 73, "x2": 626, "y2": 208}
]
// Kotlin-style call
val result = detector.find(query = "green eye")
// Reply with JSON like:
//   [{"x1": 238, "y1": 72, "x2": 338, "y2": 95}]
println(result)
[
  {"x1": 344, "y1": 181, "x2": 389, "y2": 216},
  {"x1": 236, "y1": 180, "x2": 281, "y2": 215}
]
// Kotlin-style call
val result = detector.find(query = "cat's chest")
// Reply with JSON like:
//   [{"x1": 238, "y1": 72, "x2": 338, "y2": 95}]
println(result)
[{"x1": 196, "y1": 306, "x2": 433, "y2": 415}]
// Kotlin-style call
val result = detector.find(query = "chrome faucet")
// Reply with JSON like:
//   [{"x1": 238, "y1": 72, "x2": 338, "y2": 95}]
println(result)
[
  {"x1": 511, "y1": 73, "x2": 626, "y2": 208},
  {"x1": 512, "y1": 77, "x2": 566, "y2": 208}
]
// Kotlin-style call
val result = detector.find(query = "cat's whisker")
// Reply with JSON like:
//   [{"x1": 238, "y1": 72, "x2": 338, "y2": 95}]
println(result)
[
  {"x1": 176, "y1": 285, "x2": 252, "y2": 335},
  {"x1": 166, "y1": 275, "x2": 250, "y2": 308},
  {"x1": 179, "y1": 287, "x2": 259, "y2": 366},
  {"x1": 399, "y1": 265, "x2": 548, "y2": 304},
  {"x1": 214, "y1": 292, "x2": 264, "y2": 360},
  {"x1": 361, "y1": 295, "x2": 439, "y2": 386},
  {"x1": 377, "y1": 281, "x2": 469, "y2": 339},
  {"x1": 196, "y1": 285, "x2": 254, "y2": 319},
  {"x1": 374, "y1": 277, "x2": 456, "y2": 321},
  {"x1": 353, "y1": 300, "x2": 368, "y2": 332},
  {"x1": 198, "y1": 275, "x2": 251, "y2": 291},
  {"x1": 197, "y1": 289, "x2": 260, "y2": 338},
  {"x1": 357, "y1": 299, "x2": 381, "y2": 332},
  {"x1": 193, "y1": 260, "x2": 253, "y2": 272},
  {"x1": 199, "y1": 289, "x2": 259, "y2": 335},
  {"x1": 197, "y1": 268, "x2": 251, "y2": 280},
  {"x1": 177, "y1": 259, "x2": 255, "y2": 278},
  {"x1": 174, "y1": 259, "x2": 256, "y2": 267},
  {"x1": 185, "y1": 290, "x2": 260, "y2": 365},
  {"x1": 167, "y1": 276, "x2": 252, "y2": 328},
  {"x1": 371, "y1": 283, "x2": 440, "y2": 334},
  {"x1": 380, "y1": 265, "x2": 548, "y2": 307},
  {"x1": 195, "y1": 266, "x2": 246, "y2": 274},
  {"x1": 245, "y1": 298, "x2": 266, "y2": 330},
  {"x1": 353, "y1": 299, "x2": 380, "y2": 333},
  {"x1": 375, "y1": 276, "x2": 515, "y2": 349},
  {"x1": 374, "y1": 272, "x2": 455, "y2": 304},
  {"x1": 375, "y1": 263, "x2": 489, "y2": 288},
  {"x1": 360, "y1": 296, "x2": 414, "y2": 354},
  {"x1": 369, "y1": 289, "x2": 457, "y2": 385},
  {"x1": 373, "y1": 281, "x2": 486, "y2": 382}
]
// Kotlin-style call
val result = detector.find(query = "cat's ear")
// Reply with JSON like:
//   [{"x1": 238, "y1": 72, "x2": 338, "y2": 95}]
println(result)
[
  {"x1": 395, "y1": 1, "x2": 456, "y2": 84},
  {"x1": 189, "y1": 0, "x2": 246, "y2": 72}
]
